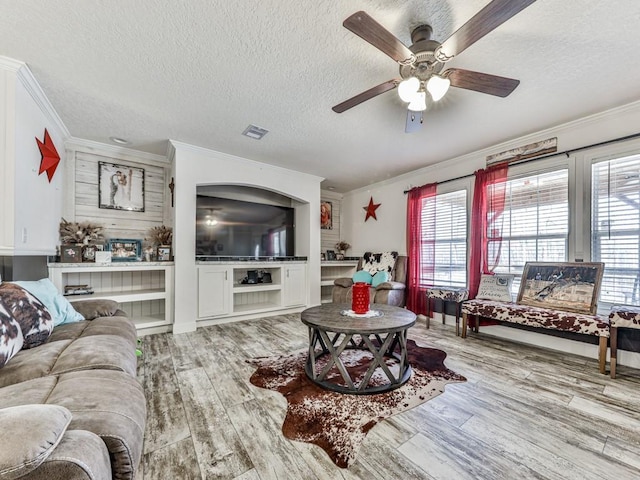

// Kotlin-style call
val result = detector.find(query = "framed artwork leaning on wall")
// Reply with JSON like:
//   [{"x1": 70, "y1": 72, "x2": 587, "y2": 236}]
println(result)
[{"x1": 517, "y1": 262, "x2": 604, "y2": 315}]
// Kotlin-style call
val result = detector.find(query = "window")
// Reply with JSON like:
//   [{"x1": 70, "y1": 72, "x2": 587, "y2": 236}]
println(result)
[
  {"x1": 422, "y1": 189, "x2": 467, "y2": 287},
  {"x1": 592, "y1": 154, "x2": 640, "y2": 305},
  {"x1": 491, "y1": 169, "x2": 570, "y2": 295}
]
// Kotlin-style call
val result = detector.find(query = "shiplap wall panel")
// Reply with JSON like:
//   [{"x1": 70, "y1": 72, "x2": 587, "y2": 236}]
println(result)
[{"x1": 71, "y1": 151, "x2": 169, "y2": 241}]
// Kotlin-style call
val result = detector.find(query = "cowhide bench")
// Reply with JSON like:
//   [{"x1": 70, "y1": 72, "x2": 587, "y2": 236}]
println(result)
[
  {"x1": 461, "y1": 299, "x2": 610, "y2": 374},
  {"x1": 425, "y1": 287, "x2": 469, "y2": 335},
  {"x1": 608, "y1": 306, "x2": 640, "y2": 378}
]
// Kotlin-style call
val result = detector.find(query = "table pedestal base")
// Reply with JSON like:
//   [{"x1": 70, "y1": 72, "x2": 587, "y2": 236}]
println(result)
[{"x1": 305, "y1": 328, "x2": 412, "y2": 395}]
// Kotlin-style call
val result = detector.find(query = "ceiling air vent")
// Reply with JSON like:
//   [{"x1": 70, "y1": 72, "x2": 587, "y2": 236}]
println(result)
[{"x1": 242, "y1": 125, "x2": 269, "y2": 140}]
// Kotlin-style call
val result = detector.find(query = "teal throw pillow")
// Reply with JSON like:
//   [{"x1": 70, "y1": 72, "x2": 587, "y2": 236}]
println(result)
[
  {"x1": 352, "y1": 270, "x2": 373, "y2": 284},
  {"x1": 371, "y1": 270, "x2": 390, "y2": 287},
  {"x1": 14, "y1": 279, "x2": 85, "y2": 327}
]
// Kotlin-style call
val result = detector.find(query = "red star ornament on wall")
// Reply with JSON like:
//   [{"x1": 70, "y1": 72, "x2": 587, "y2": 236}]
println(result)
[
  {"x1": 36, "y1": 128, "x2": 61, "y2": 182},
  {"x1": 363, "y1": 196, "x2": 381, "y2": 221}
]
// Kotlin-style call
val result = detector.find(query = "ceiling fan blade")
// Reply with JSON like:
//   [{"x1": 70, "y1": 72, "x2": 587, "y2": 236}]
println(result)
[
  {"x1": 332, "y1": 79, "x2": 399, "y2": 113},
  {"x1": 437, "y1": 0, "x2": 536, "y2": 61},
  {"x1": 343, "y1": 11, "x2": 414, "y2": 64},
  {"x1": 445, "y1": 68, "x2": 520, "y2": 97}
]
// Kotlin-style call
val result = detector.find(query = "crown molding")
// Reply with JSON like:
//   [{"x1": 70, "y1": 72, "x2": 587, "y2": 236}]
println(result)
[
  {"x1": 10, "y1": 60, "x2": 71, "y2": 139},
  {"x1": 0, "y1": 56, "x2": 24, "y2": 72},
  {"x1": 66, "y1": 137, "x2": 170, "y2": 165},
  {"x1": 169, "y1": 139, "x2": 325, "y2": 183}
]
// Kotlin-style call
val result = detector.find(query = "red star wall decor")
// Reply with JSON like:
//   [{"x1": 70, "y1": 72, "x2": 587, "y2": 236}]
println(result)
[
  {"x1": 363, "y1": 196, "x2": 381, "y2": 221},
  {"x1": 36, "y1": 128, "x2": 61, "y2": 182}
]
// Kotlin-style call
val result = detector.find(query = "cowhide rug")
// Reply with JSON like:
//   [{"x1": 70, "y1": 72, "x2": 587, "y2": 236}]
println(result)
[{"x1": 248, "y1": 339, "x2": 466, "y2": 468}]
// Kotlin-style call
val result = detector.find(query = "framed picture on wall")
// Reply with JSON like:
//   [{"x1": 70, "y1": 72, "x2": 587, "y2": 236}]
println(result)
[
  {"x1": 98, "y1": 162, "x2": 145, "y2": 212},
  {"x1": 321, "y1": 201, "x2": 332, "y2": 230}
]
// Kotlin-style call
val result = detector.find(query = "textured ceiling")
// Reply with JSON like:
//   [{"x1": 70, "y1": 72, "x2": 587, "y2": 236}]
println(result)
[{"x1": 2, "y1": 1, "x2": 640, "y2": 192}]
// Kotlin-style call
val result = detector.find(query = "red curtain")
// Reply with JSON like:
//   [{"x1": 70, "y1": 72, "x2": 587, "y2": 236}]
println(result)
[
  {"x1": 406, "y1": 183, "x2": 437, "y2": 314},
  {"x1": 469, "y1": 162, "x2": 509, "y2": 298}
]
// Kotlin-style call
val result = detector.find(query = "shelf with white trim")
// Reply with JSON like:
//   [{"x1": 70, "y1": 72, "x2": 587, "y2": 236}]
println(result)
[
  {"x1": 320, "y1": 260, "x2": 358, "y2": 303},
  {"x1": 48, "y1": 262, "x2": 174, "y2": 334}
]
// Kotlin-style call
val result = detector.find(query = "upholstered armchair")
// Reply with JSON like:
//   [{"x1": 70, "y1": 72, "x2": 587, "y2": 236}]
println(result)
[{"x1": 332, "y1": 252, "x2": 407, "y2": 307}]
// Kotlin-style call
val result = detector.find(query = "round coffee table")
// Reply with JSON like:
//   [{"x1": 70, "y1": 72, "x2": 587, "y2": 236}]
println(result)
[{"x1": 301, "y1": 303, "x2": 416, "y2": 394}]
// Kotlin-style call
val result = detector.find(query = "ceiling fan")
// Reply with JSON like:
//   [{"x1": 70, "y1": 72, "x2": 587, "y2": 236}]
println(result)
[{"x1": 332, "y1": 0, "x2": 537, "y2": 131}]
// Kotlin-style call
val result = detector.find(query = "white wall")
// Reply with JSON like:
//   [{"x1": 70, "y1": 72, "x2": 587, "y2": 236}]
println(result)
[
  {"x1": 170, "y1": 141, "x2": 323, "y2": 333},
  {"x1": 342, "y1": 100, "x2": 640, "y2": 258},
  {"x1": 0, "y1": 57, "x2": 68, "y2": 256}
]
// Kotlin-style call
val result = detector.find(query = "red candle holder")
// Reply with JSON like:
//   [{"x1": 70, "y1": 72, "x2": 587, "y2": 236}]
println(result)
[{"x1": 351, "y1": 282, "x2": 370, "y2": 314}]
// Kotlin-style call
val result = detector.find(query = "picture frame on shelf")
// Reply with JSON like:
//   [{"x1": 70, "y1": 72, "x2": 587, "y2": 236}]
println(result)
[
  {"x1": 108, "y1": 239, "x2": 142, "y2": 262},
  {"x1": 61, "y1": 245, "x2": 83, "y2": 263},
  {"x1": 157, "y1": 245, "x2": 171, "y2": 261},
  {"x1": 98, "y1": 161, "x2": 145, "y2": 212},
  {"x1": 326, "y1": 249, "x2": 336, "y2": 261},
  {"x1": 82, "y1": 244, "x2": 98, "y2": 263}
]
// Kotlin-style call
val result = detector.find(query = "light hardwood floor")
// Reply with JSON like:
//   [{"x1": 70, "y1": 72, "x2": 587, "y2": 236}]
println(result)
[{"x1": 136, "y1": 314, "x2": 640, "y2": 479}]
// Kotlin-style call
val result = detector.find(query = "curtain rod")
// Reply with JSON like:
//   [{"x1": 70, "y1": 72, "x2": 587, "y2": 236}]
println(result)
[{"x1": 403, "y1": 131, "x2": 640, "y2": 194}]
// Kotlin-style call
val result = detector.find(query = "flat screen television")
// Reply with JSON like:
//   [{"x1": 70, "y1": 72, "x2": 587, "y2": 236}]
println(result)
[{"x1": 196, "y1": 195, "x2": 294, "y2": 258}]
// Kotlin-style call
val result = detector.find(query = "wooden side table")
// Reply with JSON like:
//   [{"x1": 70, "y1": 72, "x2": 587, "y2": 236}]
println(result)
[{"x1": 426, "y1": 287, "x2": 469, "y2": 336}]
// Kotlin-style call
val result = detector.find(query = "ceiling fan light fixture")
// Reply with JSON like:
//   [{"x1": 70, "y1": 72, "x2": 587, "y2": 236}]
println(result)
[
  {"x1": 407, "y1": 91, "x2": 427, "y2": 112},
  {"x1": 426, "y1": 75, "x2": 451, "y2": 102},
  {"x1": 398, "y1": 77, "x2": 420, "y2": 102}
]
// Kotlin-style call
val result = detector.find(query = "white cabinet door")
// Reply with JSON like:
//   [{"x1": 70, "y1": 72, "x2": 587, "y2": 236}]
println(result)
[
  {"x1": 282, "y1": 264, "x2": 307, "y2": 307},
  {"x1": 198, "y1": 266, "x2": 231, "y2": 318}
]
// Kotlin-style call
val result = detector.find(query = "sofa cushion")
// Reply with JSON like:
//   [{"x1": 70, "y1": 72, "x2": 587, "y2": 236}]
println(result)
[
  {"x1": 0, "y1": 304, "x2": 24, "y2": 368},
  {"x1": 13, "y1": 279, "x2": 84, "y2": 326},
  {"x1": 0, "y1": 323, "x2": 137, "y2": 388},
  {"x1": 46, "y1": 370, "x2": 146, "y2": 480},
  {"x1": 476, "y1": 274, "x2": 514, "y2": 302},
  {"x1": 0, "y1": 404, "x2": 71, "y2": 479},
  {"x1": 333, "y1": 277, "x2": 353, "y2": 288},
  {"x1": 33, "y1": 429, "x2": 112, "y2": 480},
  {"x1": 70, "y1": 299, "x2": 121, "y2": 321},
  {"x1": 371, "y1": 270, "x2": 390, "y2": 287},
  {"x1": 48, "y1": 316, "x2": 137, "y2": 347},
  {"x1": 352, "y1": 270, "x2": 373, "y2": 284},
  {"x1": 0, "y1": 341, "x2": 72, "y2": 388},
  {"x1": 0, "y1": 283, "x2": 53, "y2": 349}
]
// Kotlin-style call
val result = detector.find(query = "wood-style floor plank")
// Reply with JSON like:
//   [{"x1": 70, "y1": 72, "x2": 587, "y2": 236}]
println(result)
[
  {"x1": 142, "y1": 437, "x2": 201, "y2": 480},
  {"x1": 142, "y1": 334, "x2": 191, "y2": 455},
  {"x1": 137, "y1": 313, "x2": 640, "y2": 479},
  {"x1": 177, "y1": 367, "x2": 253, "y2": 479}
]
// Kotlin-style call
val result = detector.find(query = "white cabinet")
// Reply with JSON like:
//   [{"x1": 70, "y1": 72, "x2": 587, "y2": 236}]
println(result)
[
  {"x1": 196, "y1": 261, "x2": 308, "y2": 322},
  {"x1": 320, "y1": 261, "x2": 358, "y2": 303},
  {"x1": 283, "y1": 264, "x2": 307, "y2": 307},
  {"x1": 48, "y1": 262, "x2": 174, "y2": 334},
  {"x1": 197, "y1": 266, "x2": 231, "y2": 318}
]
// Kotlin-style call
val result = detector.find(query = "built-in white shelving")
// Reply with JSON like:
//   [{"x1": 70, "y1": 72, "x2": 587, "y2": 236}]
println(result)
[
  {"x1": 48, "y1": 262, "x2": 174, "y2": 334},
  {"x1": 320, "y1": 260, "x2": 358, "y2": 303},
  {"x1": 197, "y1": 261, "x2": 307, "y2": 322}
]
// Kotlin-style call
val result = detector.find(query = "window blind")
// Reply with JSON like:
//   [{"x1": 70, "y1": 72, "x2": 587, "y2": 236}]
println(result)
[
  {"x1": 421, "y1": 189, "x2": 467, "y2": 287},
  {"x1": 491, "y1": 169, "x2": 569, "y2": 295},
  {"x1": 592, "y1": 154, "x2": 640, "y2": 305}
]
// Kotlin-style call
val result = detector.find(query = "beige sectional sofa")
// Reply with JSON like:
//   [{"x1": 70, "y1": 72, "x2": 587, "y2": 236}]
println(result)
[{"x1": 0, "y1": 297, "x2": 145, "y2": 480}]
